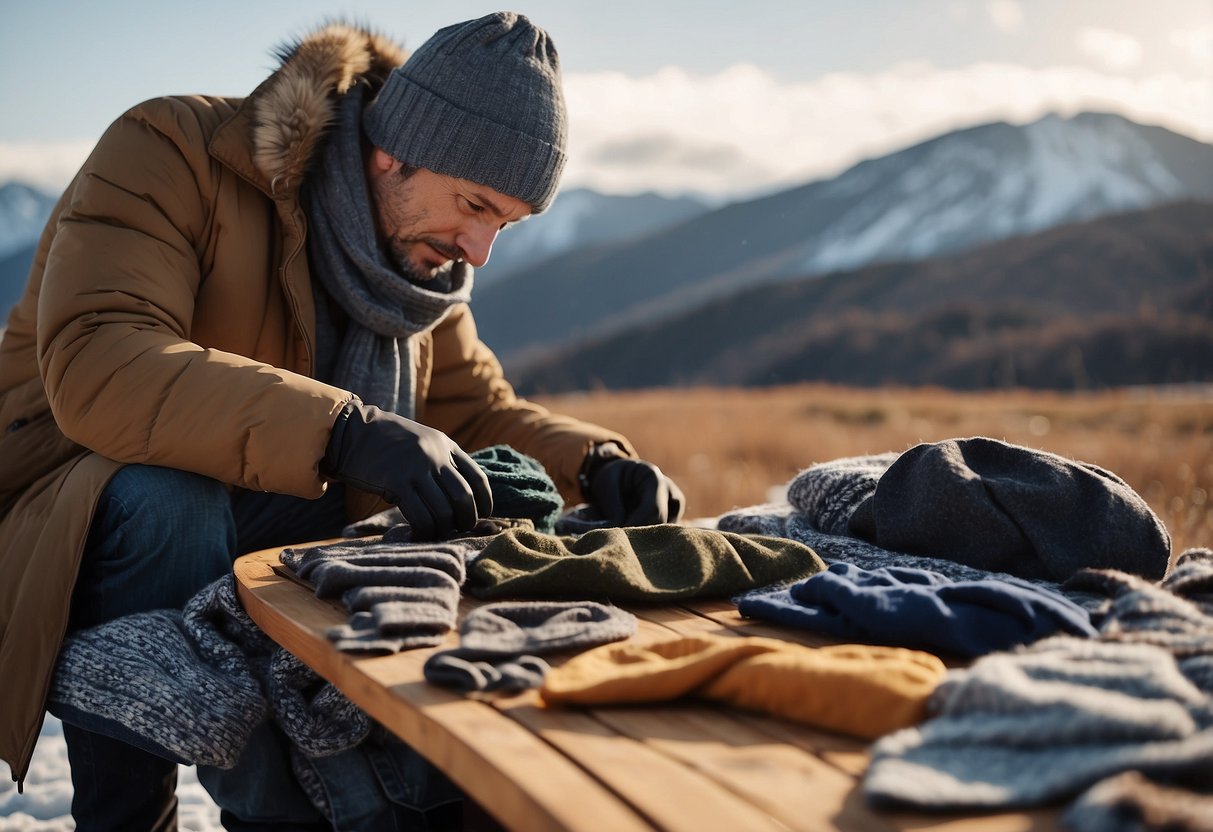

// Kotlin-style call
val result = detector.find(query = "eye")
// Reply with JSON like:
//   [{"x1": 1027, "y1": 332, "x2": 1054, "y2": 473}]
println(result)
[{"x1": 461, "y1": 196, "x2": 485, "y2": 214}]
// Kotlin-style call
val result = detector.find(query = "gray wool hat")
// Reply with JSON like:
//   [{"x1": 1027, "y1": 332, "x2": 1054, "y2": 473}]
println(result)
[{"x1": 362, "y1": 11, "x2": 567, "y2": 213}]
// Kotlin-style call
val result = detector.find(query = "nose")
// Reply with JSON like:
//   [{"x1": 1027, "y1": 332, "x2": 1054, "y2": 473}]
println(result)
[{"x1": 455, "y1": 223, "x2": 500, "y2": 269}]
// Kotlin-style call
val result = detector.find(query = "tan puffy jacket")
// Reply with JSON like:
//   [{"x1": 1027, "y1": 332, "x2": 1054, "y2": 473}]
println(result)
[{"x1": 0, "y1": 24, "x2": 631, "y2": 783}]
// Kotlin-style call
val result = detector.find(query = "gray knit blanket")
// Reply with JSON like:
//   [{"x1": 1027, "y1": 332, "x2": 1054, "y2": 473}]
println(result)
[{"x1": 49, "y1": 575, "x2": 368, "y2": 768}]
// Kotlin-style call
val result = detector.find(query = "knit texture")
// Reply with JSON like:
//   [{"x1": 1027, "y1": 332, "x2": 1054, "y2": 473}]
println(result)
[
  {"x1": 847, "y1": 438, "x2": 1170, "y2": 581},
  {"x1": 362, "y1": 12, "x2": 566, "y2": 213},
  {"x1": 281, "y1": 538, "x2": 483, "y2": 654},
  {"x1": 1064, "y1": 771, "x2": 1213, "y2": 832},
  {"x1": 49, "y1": 575, "x2": 369, "y2": 768},
  {"x1": 541, "y1": 634, "x2": 947, "y2": 740},
  {"x1": 343, "y1": 445, "x2": 561, "y2": 535},
  {"x1": 739, "y1": 561, "x2": 1096, "y2": 658},
  {"x1": 305, "y1": 83, "x2": 471, "y2": 415},
  {"x1": 722, "y1": 440, "x2": 1170, "y2": 584},
  {"x1": 467, "y1": 526, "x2": 825, "y2": 602},
  {"x1": 424, "y1": 601, "x2": 636, "y2": 692},
  {"x1": 718, "y1": 501, "x2": 1104, "y2": 610},
  {"x1": 863, "y1": 550, "x2": 1213, "y2": 810}
]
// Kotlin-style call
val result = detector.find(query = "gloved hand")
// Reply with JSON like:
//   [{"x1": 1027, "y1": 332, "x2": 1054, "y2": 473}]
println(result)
[
  {"x1": 321, "y1": 400, "x2": 492, "y2": 540},
  {"x1": 582, "y1": 447, "x2": 685, "y2": 526}
]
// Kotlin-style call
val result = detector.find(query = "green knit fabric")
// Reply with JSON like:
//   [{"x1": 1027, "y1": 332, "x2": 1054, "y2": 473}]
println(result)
[
  {"x1": 468, "y1": 526, "x2": 825, "y2": 602},
  {"x1": 472, "y1": 445, "x2": 563, "y2": 534}
]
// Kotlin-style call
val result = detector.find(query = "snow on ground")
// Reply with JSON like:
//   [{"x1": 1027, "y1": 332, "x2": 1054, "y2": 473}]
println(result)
[{"x1": 0, "y1": 716, "x2": 221, "y2": 831}]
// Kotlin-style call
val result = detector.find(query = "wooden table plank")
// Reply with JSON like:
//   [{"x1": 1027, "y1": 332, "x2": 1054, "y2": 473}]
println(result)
[
  {"x1": 495, "y1": 693, "x2": 788, "y2": 832},
  {"x1": 235, "y1": 549, "x2": 654, "y2": 832}
]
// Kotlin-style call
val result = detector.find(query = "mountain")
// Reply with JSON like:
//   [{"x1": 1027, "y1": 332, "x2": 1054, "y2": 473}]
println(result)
[
  {"x1": 473, "y1": 112, "x2": 1213, "y2": 365},
  {"x1": 0, "y1": 182, "x2": 56, "y2": 259},
  {"x1": 474, "y1": 187, "x2": 709, "y2": 288},
  {"x1": 0, "y1": 244, "x2": 36, "y2": 323},
  {"x1": 513, "y1": 200, "x2": 1213, "y2": 392}
]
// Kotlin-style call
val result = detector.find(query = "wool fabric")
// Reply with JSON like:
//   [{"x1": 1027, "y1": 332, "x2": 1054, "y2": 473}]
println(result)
[
  {"x1": 1064, "y1": 771, "x2": 1213, "y2": 832},
  {"x1": 305, "y1": 84, "x2": 471, "y2": 415},
  {"x1": 49, "y1": 575, "x2": 368, "y2": 768},
  {"x1": 718, "y1": 502, "x2": 1103, "y2": 611},
  {"x1": 863, "y1": 637, "x2": 1213, "y2": 809},
  {"x1": 281, "y1": 538, "x2": 479, "y2": 654},
  {"x1": 343, "y1": 445, "x2": 561, "y2": 535},
  {"x1": 362, "y1": 12, "x2": 567, "y2": 213},
  {"x1": 740, "y1": 561, "x2": 1096, "y2": 658},
  {"x1": 541, "y1": 634, "x2": 946, "y2": 740},
  {"x1": 424, "y1": 601, "x2": 636, "y2": 692},
  {"x1": 467, "y1": 526, "x2": 824, "y2": 602},
  {"x1": 846, "y1": 438, "x2": 1170, "y2": 581}
]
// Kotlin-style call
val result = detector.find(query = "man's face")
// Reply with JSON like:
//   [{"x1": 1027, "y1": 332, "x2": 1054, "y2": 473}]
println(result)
[{"x1": 365, "y1": 148, "x2": 531, "y2": 283}]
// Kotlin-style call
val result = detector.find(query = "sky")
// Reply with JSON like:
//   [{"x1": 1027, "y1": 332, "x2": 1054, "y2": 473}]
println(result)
[{"x1": 1, "y1": 0, "x2": 1210, "y2": 201}]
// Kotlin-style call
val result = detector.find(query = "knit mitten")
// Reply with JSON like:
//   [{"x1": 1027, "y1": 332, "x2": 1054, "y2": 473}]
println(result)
[
  {"x1": 540, "y1": 634, "x2": 946, "y2": 739},
  {"x1": 424, "y1": 601, "x2": 636, "y2": 692}
]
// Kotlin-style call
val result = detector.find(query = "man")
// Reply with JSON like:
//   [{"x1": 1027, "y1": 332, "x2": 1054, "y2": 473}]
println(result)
[{"x1": 0, "y1": 12, "x2": 683, "y2": 830}]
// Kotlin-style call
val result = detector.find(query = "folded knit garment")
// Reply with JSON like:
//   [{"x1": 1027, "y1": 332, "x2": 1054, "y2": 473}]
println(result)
[
  {"x1": 1064, "y1": 771, "x2": 1213, "y2": 832},
  {"x1": 467, "y1": 526, "x2": 824, "y2": 602},
  {"x1": 845, "y1": 438, "x2": 1170, "y2": 581},
  {"x1": 739, "y1": 561, "x2": 1096, "y2": 658},
  {"x1": 49, "y1": 575, "x2": 369, "y2": 767},
  {"x1": 281, "y1": 538, "x2": 483, "y2": 654},
  {"x1": 541, "y1": 633, "x2": 946, "y2": 739},
  {"x1": 719, "y1": 503, "x2": 1105, "y2": 612},
  {"x1": 863, "y1": 637, "x2": 1213, "y2": 809},
  {"x1": 424, "y1": 601, "x2": 636, "y2": 693},
  {"x1": 1067, "y1": 548, "x2": 1213, "y2": 687},
  {"x1": 722, "y1": 439, "x2": 1170, "y2": 584}
]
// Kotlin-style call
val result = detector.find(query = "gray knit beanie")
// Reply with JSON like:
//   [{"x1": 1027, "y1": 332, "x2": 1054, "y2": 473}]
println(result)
[{"x1": 362, "y1": 11, "x2": 567, "y2": 213}]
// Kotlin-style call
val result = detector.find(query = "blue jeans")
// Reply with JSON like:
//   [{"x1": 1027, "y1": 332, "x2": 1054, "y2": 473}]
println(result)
[{"x1": 62, "y1": 464, "x2": 460, "y2": 831}]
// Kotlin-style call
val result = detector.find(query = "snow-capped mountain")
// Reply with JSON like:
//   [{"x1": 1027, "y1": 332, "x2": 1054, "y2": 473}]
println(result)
[
  {"x1": 0, "y1": 182, "x2": 57, "y2": 259},
  {"x1": 796, "y1": 112, "x2": 1205, "y2": 275},
  {"x1": 474, "y1": 112, "x2": 1213, "y2": 363},
  {"x1": 476, "y1": 187, "x2": 708, "y2": 288}
]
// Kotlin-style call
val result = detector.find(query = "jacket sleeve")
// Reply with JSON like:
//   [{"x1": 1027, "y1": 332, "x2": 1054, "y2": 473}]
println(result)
[
  {"x1": 36, "y1": 99, "x2": 349, "y2": 497},
  {"x1": 422, "y1": 304, "x2": 636, "y2": 503}
]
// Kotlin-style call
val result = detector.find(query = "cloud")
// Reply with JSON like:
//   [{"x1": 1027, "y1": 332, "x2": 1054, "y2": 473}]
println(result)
[
  {"x1": 563, "y1": 61, "x2": 1213, "y2": 199},
  {"x1": 1077, "y1": 28, "x2": 1144, "y2": 71},
  {"x1": 1171, "y1": 24, "x2": 1213, "y2": 71},
  {"x1": 4, "y1": 61, "x2": 1210, "y2": 204},
  {"x1": 986, "y1": 0, "x2": 1024, "y2": 33},
  {"x1": 0, "y1": 140, "x2": 95, "y2": 192}
]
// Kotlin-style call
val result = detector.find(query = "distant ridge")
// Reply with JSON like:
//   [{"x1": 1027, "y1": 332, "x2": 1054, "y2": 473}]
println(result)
[
  {"x1": 514, "y1": 200, "x2": 1213, "y2": 392},
  {"x1": 474, "y1": 112, "x2": 1213, "y2": 365}
]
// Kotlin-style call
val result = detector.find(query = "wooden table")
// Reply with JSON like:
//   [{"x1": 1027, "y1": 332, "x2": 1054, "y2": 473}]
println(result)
[{"x1": 234, "y1": 546, "x2": 1060, "y2": 832}]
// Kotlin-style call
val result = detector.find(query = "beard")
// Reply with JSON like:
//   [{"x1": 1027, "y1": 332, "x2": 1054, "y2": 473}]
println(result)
[{"x1": 384, "y1": 236, "x2": 463, "y2": 287}]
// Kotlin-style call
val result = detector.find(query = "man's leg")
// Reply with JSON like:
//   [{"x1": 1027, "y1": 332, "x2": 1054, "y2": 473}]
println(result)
[
  {"x1": 195, "y1": 484, "x2": 353, "y2": 830},
  {"x1": 64, "y1": 464, "x2": 238, "y2": 832}
]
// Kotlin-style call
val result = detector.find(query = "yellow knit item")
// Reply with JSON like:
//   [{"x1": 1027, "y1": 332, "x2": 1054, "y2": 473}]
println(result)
[{"x1": 540, "y1": 635, "x2": 946, "y2": 740}]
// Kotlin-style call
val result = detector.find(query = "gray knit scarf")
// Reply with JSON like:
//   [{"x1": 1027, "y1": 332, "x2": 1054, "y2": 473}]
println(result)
[{"x1": 304, "y1": 83, "x2": 473, "y2": 415}]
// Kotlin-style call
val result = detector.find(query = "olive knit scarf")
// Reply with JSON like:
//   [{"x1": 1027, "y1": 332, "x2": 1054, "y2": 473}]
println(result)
[{"x1": 304, "y1": 83, "x2": 472, "y2": 416}]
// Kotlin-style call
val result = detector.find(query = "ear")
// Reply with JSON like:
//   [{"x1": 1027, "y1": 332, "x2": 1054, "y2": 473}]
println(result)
[{"x1": 366, "y1": 147, "x2": 402, "y2": 184}]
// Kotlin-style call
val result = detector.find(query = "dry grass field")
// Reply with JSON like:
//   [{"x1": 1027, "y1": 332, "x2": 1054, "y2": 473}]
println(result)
[{"x1": 533, "y1": 383, "x2": 1213, "y2": 558}]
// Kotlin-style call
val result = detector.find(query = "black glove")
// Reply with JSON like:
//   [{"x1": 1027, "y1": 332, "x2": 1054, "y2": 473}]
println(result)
[
  {"x1": 582, "y1": 447, "x2": 685, "y2": 526},
  {"x1": 321, "y1": 400, "x2": 492, "y2": 540}
]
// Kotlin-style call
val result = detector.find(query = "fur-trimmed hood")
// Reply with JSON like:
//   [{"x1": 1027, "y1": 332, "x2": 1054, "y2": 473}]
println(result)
[{"x1": 248, "y1": 23, "x2": 408, "y2": 194}]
